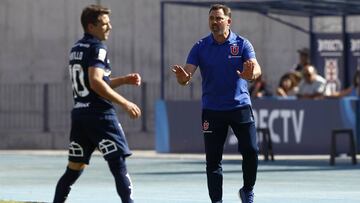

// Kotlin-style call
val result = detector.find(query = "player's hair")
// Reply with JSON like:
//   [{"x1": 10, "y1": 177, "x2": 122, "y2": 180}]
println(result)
[
  {"x1": 81, "y1": 4, "x2": 111, "y2": 32},
  {"x1": 209, "y1": 4, "x2": 231, "y2": 18}
]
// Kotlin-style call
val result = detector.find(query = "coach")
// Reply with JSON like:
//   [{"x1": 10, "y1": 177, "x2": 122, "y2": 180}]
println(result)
[{"x1": 172, "y1": 4, "x2": 262, "y2": 203}]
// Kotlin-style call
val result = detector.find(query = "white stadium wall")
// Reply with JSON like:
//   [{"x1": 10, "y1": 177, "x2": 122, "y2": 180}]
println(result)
[{"x1": 1, "y1": 0, "x2": 359, "y2": 88}]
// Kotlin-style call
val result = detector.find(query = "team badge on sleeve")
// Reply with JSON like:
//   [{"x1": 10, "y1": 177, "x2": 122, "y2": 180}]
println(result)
[{"x1": 97, "y1": 48, "x2": 107, "y2": 62}]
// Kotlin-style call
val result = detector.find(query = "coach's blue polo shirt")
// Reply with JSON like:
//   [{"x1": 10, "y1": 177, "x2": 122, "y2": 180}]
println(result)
[{"x1": 186, "y1": 31, "x2": 256, "y2": 110}]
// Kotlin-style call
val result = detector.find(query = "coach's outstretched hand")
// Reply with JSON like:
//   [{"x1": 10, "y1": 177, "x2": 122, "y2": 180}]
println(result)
[
  {"x1": 172, "y1": 65, "x2": 191, "y2": 85},
  {"x1": 237, "y1": 60, "x2": 255, "y2": 81}
]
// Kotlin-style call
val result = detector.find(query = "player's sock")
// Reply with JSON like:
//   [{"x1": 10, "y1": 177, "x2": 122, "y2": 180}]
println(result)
[
  {"x1": 107, "y1": 157, "x2": 134, "y2": 203},
  {"x1": 53, "y1": 167, "x2": 83, "y2": 203}
]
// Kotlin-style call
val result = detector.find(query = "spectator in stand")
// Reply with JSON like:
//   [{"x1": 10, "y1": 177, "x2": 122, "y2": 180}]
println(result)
[
  {"x1": 297, "y1": 64, "x2": 326, "y2": 99},
  {"x1": 291, "y1": 71, "x2": 302, "y2": 86},
  {"x1": 249, "y1": 75, "x2": 272, "y2": 98},
  {"x1": 327, "y1": 69, "x2": 360, "y2": 98},
  {"x1": 294, "y1": 48, "x2": 310, "y2": 72},
  {"x1": 276, "y1": 72, "x2": 299, "y2": 97}
]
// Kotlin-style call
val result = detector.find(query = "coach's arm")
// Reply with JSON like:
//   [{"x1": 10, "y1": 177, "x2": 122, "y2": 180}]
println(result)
[{"x1": 172, "y1": 64, "x2": 197, "y2": 86}]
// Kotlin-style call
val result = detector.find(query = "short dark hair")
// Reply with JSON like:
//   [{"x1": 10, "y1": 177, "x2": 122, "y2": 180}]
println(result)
[
  {"x1": 81, "y1": 4, "x2": 111, "y2": 32},
  {"x1": 209, "y1": 4, "x2": 231, "y2": 18}
]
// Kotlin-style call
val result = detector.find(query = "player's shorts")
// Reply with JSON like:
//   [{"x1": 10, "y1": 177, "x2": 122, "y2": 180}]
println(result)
[{"x1": 68, "y1": 112, "x2": 132, "y2": 164}]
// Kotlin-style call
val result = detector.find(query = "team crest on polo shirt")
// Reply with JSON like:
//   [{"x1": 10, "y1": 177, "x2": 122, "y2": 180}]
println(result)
[{"x1": 230, "y1": 44, "x2": 239, "y2": 55}]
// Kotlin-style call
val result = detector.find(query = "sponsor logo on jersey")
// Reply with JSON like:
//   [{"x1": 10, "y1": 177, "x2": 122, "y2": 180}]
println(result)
[
  {"x1": 74, "y1": 102, "x2": 90, "y2": 109},
  {"x1": 74, "y1": 43, "x2": 90, "y2": 48}
]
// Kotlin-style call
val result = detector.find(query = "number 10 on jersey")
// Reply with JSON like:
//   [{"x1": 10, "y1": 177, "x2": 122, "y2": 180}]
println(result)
[{"x1": 69, "y1": 64, "x2": 90, "y2": 98}]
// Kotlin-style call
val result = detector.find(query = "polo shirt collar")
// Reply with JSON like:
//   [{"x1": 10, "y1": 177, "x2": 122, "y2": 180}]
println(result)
[{"x1": 209, "y1": 30, "x2": 236, "y2": 44}]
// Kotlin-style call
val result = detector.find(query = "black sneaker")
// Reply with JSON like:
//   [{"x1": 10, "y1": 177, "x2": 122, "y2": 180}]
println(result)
[{"x1": 239, "y1": 188, "x2": 254, "y2": 203}]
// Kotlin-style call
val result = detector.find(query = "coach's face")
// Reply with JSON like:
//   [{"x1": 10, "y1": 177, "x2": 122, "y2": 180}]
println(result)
[
  {"x1": 89, "y1": 14, "x2": 112, "y2": 41},
  {"x1": 209, "y1": 9, "x2": 231, "y2": 37}
]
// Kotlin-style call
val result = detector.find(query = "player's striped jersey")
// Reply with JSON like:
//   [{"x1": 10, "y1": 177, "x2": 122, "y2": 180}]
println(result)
[{"x1": 68, "y1": 33, "x2": 114, "y2": 114}]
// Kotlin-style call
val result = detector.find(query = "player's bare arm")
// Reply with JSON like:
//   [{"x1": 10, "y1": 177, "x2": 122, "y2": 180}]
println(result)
[
  {"x1": 89, "y1": 67, "x2": 141, "y2": 119},
  {"x1": 237, "y1": 59, "x2": 262, "y2": 81},
  {"x1": 171, "y1": 64, "x2": 197, "y2": 85},
  {"x1": 110, "y1": 73, "x2": 141, "y2": 88}
]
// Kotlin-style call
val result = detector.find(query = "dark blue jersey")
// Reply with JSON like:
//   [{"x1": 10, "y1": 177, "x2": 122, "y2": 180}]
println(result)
[
  {"x1": 186, "y1": 31, "x2": 256, "y2": 110},
  {"x1": 69, "y1": 33, "x2": 115, "y2": 114}
]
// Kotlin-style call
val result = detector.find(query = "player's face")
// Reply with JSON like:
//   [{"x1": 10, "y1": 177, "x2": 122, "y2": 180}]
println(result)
[
  {"x1": 208, "y1": 9, "x2": 231, "y2": 36},
  {"x1": 89, "y1": 14, "x2": 112, "y2": 41}
]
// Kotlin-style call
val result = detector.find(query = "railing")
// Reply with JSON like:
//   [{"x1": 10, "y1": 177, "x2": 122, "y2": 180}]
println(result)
[
  {"x1": 0, "y1": 82, "x2": 163, "y2": 134},
  {"x1": 0, "y1": 79, "x2": 205, "y2": 135}
]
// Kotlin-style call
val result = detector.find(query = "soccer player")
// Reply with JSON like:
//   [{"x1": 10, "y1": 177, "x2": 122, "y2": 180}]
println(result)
[
  {"x1": 53, "y1": 5, "x2": 141, "y2": 203},
  {"x1": 172, "y1": 4, "x2": 261, "y2": 203}
]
